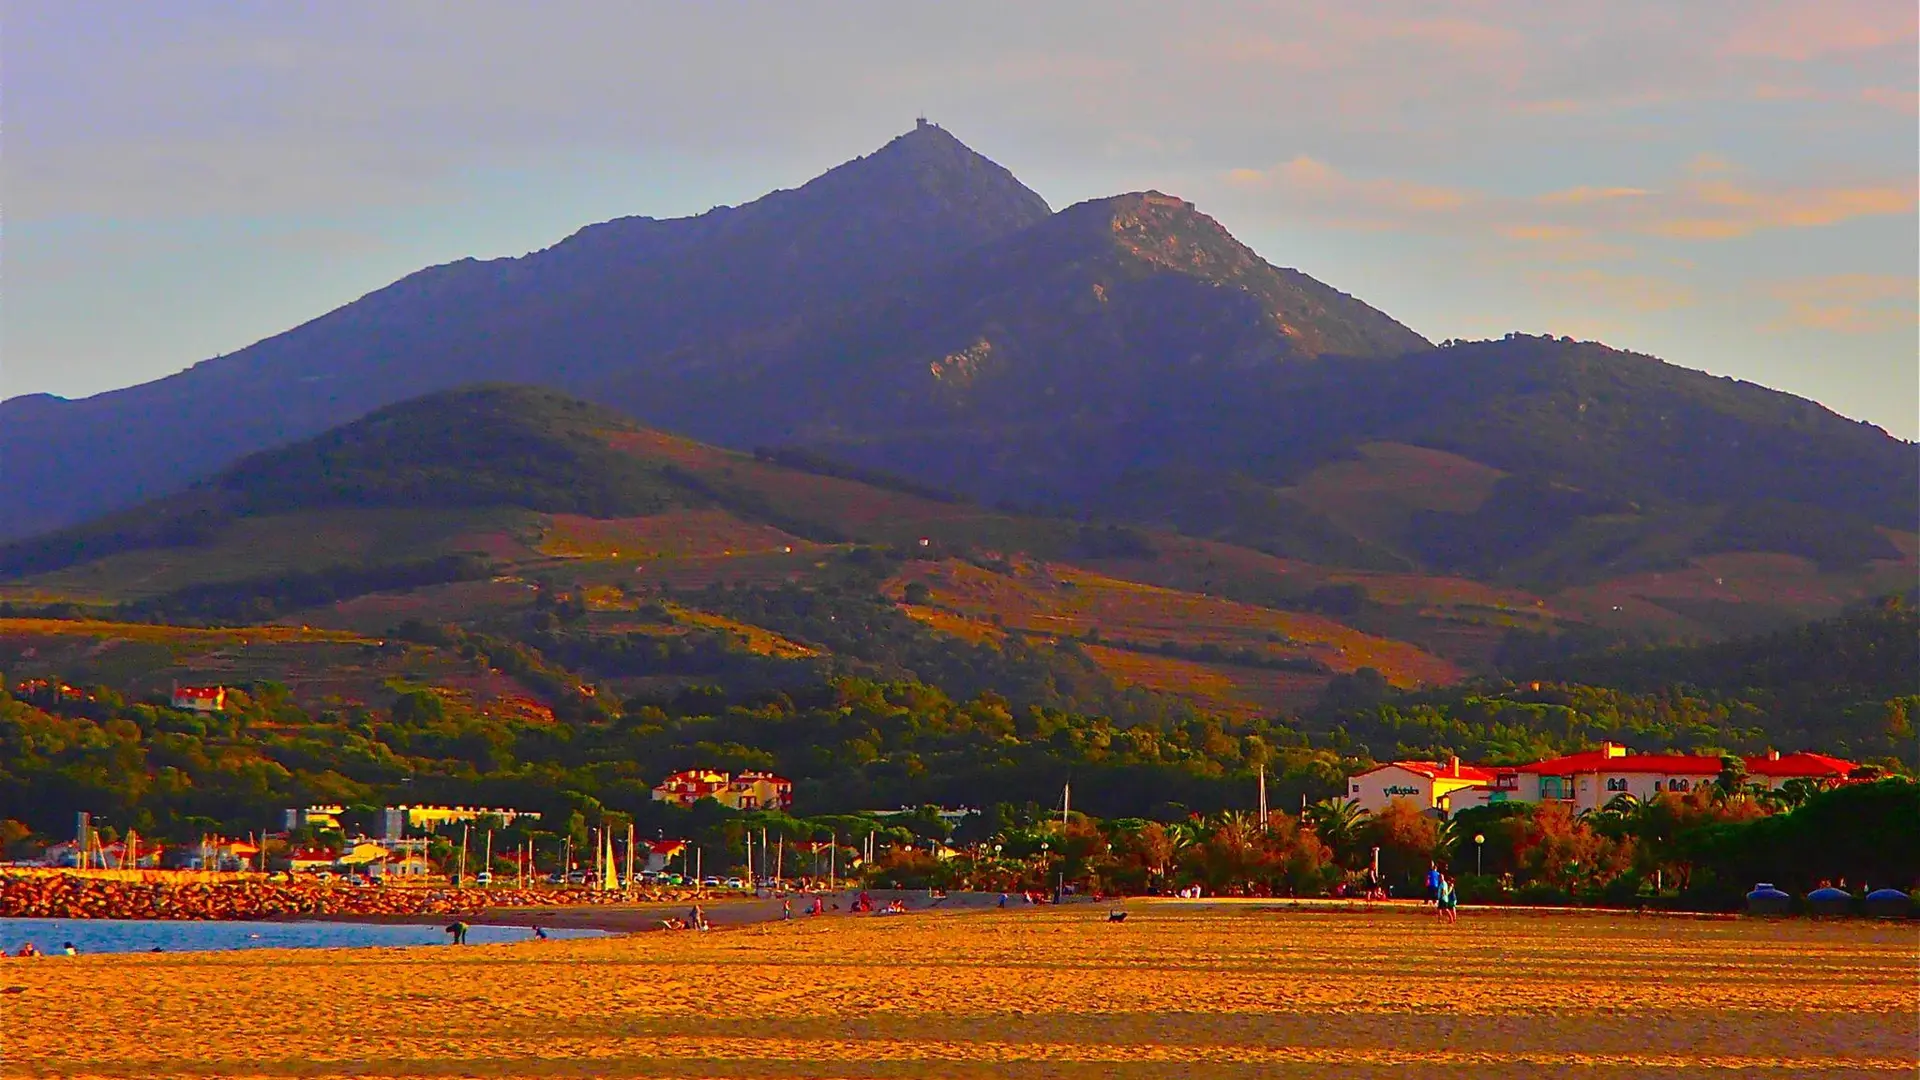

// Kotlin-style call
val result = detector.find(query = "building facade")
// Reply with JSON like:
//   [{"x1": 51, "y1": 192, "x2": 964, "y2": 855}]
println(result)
[
  {"x1": 1345, "y1": 744, "x2": 1856, "y2": 817},
  {"x1": 651, "y1": 770, "x2": 794, "y2": 811},
  {"x1": 1510, "y1": 744, "x2": 1855, "y2": 813},
  {"x1": 1345, "y1": 758, "x2": 1497, "y2": 816},
  {"x1": 170, "y1": 684, "x2": 226, "y2": 712},
  {"x1": 377, "y1": 805, "x2": 542, "y2": 838}
]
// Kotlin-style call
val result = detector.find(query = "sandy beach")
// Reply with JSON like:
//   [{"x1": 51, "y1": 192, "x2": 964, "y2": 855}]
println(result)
[{"x1": 2, "y1": 902, "x2": 1912, "y2": 1078}]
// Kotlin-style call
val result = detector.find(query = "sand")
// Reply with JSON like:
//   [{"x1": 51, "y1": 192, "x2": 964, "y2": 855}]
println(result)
[{"x1": 1, "y1": 903, "x2": 1913, "y2": 1078}]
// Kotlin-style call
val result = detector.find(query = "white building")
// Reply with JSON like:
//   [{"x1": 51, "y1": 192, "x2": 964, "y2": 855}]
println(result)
[
  {"x1": 1509, "y1": 744, "x2": 1856, "y2": 813},
  {"x1": 1344, "y1": 758, "x2": 1498, "y2": 816}
]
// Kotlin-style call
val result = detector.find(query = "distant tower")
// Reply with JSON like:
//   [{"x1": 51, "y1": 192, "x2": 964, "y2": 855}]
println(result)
[{"x1": 916, "y1": 115, "x2": 930, "y2": 130}]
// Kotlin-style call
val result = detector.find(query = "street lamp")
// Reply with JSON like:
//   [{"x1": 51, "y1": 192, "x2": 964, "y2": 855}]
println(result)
[{"x1": 1473, "y1": 833, "x2": 1485, "y2": 877}]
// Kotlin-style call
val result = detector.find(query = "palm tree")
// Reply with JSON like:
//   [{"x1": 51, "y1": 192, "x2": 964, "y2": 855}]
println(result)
[
  {"x1": 1593, "y1": 792, "x2": 1640, "y2": 822},
  {"x1": 1305, "y1": 798, "x2": 1368, "y2": 866}
]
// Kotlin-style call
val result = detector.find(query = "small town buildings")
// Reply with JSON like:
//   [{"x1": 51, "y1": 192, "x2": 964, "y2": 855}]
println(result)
[
  {"x1": 1345, "y1": 758, "x2": 1497, "y2": 815},
  {"x1": 1345, "y1": 743, "x2": 1859, "y2": 818},
  {"x1": 730, "y1": 771, "x2": 794, "y2": 811},
  {"x1": 280, "y1": 845, "x2": 341, "y2": 873},
  {"x1": 643, "y1": 839, "x2": 689, "y2": 873},
  {"x1": 373, "y1": 849, "x2": 434, "y2": 877},
  {"x1": 376, "y1": 805, "x2": 542, "y2": 838},
  {"x1": 1509, "y1": 744, "x2": 1856, "y2": 813},
  {"x1": 651, "y1": 770, "x2": 794, "y2": 811},
  {"x1": 170, "y1": 684, "x2": 227, "y2": 712},
  {"x1": 859, "y1": 806, "x2": 982, "y2": 827},
  {"x1": 283, "y1": 805, "x2": 345, "y2": 831},
  {"x1": 41, "y1": 839, "x2": 167, "y2": 869}
]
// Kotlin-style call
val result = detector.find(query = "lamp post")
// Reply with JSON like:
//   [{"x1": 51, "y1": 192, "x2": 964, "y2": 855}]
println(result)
[{"x1": 1473, "y1": 833, "x2": 1485, "y2": 877}]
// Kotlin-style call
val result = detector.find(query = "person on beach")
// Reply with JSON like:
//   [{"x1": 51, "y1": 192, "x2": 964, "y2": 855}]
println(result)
[
  {"x1": 1439, "y1": 876, "x2": 1459, "y2": 925},
  {"x1": 782, "y1": 898, "x2": 792, "y2": 920},
  {"x1": 16, "y1": 943, "x2": 37, "y2": 958},
  {"x1": 532, "y1": 926, "x2": 548, "y2": 940},
  {"x1": 445, "y1": 921, "x2": 469, "y2": 945},
  {"x1": 61, "y1": 942, "x2": 77, "y2": 956},
  {"x1": 1426, "y1": 864, "x2": 1443, "y2": 907}
]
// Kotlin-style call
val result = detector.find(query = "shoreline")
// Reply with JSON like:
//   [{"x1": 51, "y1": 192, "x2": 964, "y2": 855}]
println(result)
[{"x1": 296, "y1": 889, "x2": 1019, "y2": 934}]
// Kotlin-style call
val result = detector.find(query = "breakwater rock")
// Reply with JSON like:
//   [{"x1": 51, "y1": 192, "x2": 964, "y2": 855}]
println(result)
[{"x1": 0, "y1": 872, "x2": 690, "y2": 921}]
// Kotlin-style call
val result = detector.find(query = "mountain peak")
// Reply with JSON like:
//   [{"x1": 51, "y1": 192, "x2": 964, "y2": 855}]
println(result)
[{"x1": 801, "y1": 121, "x2": 1053, "y2": 222}]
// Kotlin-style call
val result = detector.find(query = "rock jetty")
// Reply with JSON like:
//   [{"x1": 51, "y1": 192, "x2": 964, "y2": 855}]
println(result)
[{"x1": 0, "y1": 872, "x2": 693, "y2": 921}]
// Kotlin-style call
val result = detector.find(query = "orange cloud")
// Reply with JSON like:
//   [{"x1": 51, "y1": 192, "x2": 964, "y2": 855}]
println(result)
[
  {"x1": 1220, "y1": 154, "x2": 1911, "y2": 251},
  {"x1": 1232, "y1": 156, "x2": 1471, "y2": 215},
  {"x1": 1497, "y1": 224, "x2": 1593, "y2": 241},
  {"x1": 1537, "y1": 186, "x2": 1652, "y2": 206},
  {"x1": 1861, "y1": 86, "x2": 1920, "y2": 113},
  {"x1": 1720, "y1": 1, "x2": 1918, "y2": 60},
  {"x1": 1644, "y1": 180, "x2": 1915, "y2": 238},
  {"x1": 1766, "y1": 274, "x2": 1918, "y2": 333}
]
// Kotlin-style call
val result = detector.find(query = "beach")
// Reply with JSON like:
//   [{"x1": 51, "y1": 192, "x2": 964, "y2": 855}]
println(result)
[{"x1": 1, "y1": 903, "x2": 1912, "y2": 1078}]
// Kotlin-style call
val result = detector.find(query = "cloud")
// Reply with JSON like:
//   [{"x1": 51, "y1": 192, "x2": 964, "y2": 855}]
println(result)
[
  {"x1": 1225, "y1": 154, "x2": 1911, "y2": 247},
  {"x1": 1227, "y1": 155, "x2": 1471, "y2": 221},
  {"x1": 1645, "y1": 179, "x2": 1914, "y2": 238},
  {"x1": 1720, "y1": 1, "x2": 1918, "y2": 61},
  {"x1": 1766, "y1": 274, "x2": 1917, "y2": 333},
  {"x1": 1860, "y1": 86, "x2": 1920, "y2": 113},
  {"x1": 1497, "y1": 224, "x2": 1592, "y2": 241},
  {"x1": 1537, "y1": 187, "x2": 1653, "y2": 206}
]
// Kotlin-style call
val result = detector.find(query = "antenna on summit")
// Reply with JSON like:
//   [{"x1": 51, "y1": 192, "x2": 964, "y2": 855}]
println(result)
[{"x1": 915, "y1": 114, "x2": 931, "y2": 129}]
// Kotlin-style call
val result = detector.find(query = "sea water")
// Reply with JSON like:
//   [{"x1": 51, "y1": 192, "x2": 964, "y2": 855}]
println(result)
[{"x1": 0, "y1": 917, "x2": 603, "y2": 955}]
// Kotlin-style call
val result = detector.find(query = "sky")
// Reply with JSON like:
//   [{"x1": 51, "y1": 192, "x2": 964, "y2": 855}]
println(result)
[{"x1": 7, "y1": 1, "x2": 1917, "y2": 437}]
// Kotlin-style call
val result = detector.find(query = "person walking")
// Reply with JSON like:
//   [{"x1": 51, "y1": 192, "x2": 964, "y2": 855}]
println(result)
[
  {"x1": 1439, "y1": 876, "x2": 1459, "y2": 926},
  {"x1": 1425, "y1": 863, "x2": 1443, "y2": 909}
]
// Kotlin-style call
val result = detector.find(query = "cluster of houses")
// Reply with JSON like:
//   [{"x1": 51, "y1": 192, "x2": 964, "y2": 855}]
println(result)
[
  {"x1": 650, "y1": 769, "x2": 794, "y2": 811},
  {"x1": 9, "y1": 680, "x2": 229, "y2": 712},
  {"x1": 1346, "y1": 743, "x2": 1859, "y2": 817}
]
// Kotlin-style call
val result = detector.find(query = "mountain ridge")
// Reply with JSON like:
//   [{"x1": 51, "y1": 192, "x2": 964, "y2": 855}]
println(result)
[
  {"x1": 3, "y1": 126, "x2": 1911, "y2": 605},
  {"x1": 0, "y1": 124, "x2": 1055, "y2": 539}
]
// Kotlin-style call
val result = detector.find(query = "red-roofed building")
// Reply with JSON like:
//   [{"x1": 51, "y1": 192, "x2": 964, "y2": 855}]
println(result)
[
  {"x1": 170, "y1": 683, "x2": 227, "y2": 712},
  {"x1": 651, "y1": 769, "x2": 794, "y2": 811},
  {"x1": 642, "y1": 839, "x2": 689, "y2": 874},
  {"x1": 1346, "y1": 757, "x2": 1497, "y2": 816},
  {"x1": 1511, "y1": 743, "x2": 1855, "y2": 812}
]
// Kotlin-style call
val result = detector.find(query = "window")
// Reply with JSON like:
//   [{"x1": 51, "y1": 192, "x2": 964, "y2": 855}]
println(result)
[
  {"x1": 1605, "y1": 778, "x2": 1628, "y2": 792},
  {"x1": 1672, "y1": 778, "x2": 1689, "y2": 791},
  {"x1": 1352, "y1": 784, "x2": 1361, "y2": 794}
]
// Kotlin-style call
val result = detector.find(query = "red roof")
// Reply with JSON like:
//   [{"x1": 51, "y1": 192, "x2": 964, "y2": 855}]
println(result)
[
  {"x1": 1356, "y1": 760, "x2": 1497, "y2": 783},
  {"x1": 1517, "y1": 750, "x2": 1854, "y2": 777},
  {"x1": 1746, "y1": 752, "x2": 1855, "y2": 778}
]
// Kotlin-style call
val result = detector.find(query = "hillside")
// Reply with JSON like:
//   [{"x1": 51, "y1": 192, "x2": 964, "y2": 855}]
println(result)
[{"x1": 0, "y1": 387, "x2": 1911, "y2": 852}]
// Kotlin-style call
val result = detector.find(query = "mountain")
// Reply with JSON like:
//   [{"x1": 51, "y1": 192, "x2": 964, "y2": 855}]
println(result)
[
  {"x1": 0, "y1": 123, "x2": 1053, "y2": 540},
  {"x1": 595, "y1": 190, "x2": 1430, "y2": 502},
  {"x1": 1071, "y1": 334, "x2": 1918, "y2": 584},
  {"x1": 5, "y1": 125, "x2": 1912, "y2": 607}
]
